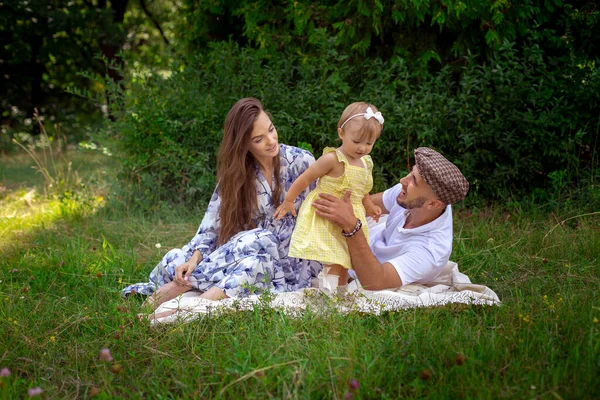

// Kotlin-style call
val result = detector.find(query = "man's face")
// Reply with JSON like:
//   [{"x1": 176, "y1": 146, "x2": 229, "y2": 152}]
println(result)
[{"x1": 396, "y1": 165, "x2": 437, "y2": 209}]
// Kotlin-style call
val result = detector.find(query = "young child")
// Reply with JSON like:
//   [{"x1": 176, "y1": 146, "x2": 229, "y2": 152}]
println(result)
[{"x1": 273, "y1": 102, "x2": 384, "y2": 290}]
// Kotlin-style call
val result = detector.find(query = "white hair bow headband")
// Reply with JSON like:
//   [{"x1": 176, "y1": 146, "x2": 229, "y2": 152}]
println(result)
[{"x1": 340, "y1": 107, "x2": 384, "y2": 129}]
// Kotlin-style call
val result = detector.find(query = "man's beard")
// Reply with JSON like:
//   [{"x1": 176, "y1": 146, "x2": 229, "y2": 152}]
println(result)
[{"x1": 397, "y1": 196, "x2": 427, "y2": 209}]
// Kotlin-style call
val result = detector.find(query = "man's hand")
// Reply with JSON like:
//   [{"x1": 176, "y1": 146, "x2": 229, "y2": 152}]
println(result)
[{"x1": 312, "y1": 191, "x2": 357, "y2": 232}]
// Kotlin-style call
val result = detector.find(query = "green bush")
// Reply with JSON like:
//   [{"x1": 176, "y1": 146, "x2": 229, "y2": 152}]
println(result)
[{"x1": 106, "y1": 40, "x2": 599, "y2": 208}]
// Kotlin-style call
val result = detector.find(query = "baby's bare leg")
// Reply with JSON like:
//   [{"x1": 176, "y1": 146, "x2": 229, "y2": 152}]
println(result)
[{"x1": 327, "y1": 264, "x2": 349, "y2": 287}]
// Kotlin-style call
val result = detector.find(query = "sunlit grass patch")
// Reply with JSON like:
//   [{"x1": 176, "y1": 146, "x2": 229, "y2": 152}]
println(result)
[{"x1": 0, "y1": 186, "x2": 105, "y2": 254}]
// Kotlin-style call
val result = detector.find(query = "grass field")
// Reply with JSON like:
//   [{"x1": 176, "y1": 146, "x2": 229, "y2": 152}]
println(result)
[{"x1": 1, "y1": 148, "x2": 599, "y2": 399}]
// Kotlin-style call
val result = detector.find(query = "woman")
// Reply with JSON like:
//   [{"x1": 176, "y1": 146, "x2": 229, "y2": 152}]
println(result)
[{"x1": 121, "y1": 98, "x2": 322, "y2": 307}]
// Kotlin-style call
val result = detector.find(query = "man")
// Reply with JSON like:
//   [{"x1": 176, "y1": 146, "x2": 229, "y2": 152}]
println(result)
[{"x1": 312, "y1": 147, "x2": 469, "y2": 291}]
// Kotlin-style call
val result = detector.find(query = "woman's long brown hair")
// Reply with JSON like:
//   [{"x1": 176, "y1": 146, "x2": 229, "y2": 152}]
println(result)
[{"x1": 216, "y1": 98, "x2": 281, "y2": 245}]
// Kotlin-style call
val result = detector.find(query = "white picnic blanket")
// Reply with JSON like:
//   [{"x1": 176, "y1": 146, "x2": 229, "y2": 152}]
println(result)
[{"x1": 149, "y1": 260, "x2": 500, "y2": 324}]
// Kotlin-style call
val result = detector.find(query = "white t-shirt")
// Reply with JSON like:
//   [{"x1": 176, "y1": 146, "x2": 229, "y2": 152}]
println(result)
[{"x1": 368, "y1": 183, "x2": 453, "y2": 286}]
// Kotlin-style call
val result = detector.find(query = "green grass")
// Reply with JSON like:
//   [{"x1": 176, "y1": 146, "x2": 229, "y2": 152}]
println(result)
[{"x1": 0, "y1": 149, "x2": 599, "y2": 399}]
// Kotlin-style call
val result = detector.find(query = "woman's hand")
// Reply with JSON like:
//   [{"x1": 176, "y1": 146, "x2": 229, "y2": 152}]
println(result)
[
  {"x1": 174, "y1": 260, "x2": 197, "y2": 286},
  {"x1": 273, "y1": 200, "x2": 296, "y2": 220},
  {"x1": 366, "y1": 204, "x2": 382, "y2": 223}
]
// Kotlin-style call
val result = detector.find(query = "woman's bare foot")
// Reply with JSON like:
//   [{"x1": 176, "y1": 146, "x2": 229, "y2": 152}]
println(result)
[
  {"x1": 200, "y1": 286, "x2": 228, "y2": 301},
  {"x1": 142, "y1": 286, "x2": 228, "y2": 322},
  {"x1": 147, "y1": 309, "x2": 179, "y2": 321},
  {"x1": 143, "y1": 281, "x2": 192, "y2": 310}
]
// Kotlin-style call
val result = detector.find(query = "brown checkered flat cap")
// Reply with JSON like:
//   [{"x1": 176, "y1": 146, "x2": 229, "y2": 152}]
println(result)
[{"x1": 414, "y1": 147, "x2": 469, "y2": 204}]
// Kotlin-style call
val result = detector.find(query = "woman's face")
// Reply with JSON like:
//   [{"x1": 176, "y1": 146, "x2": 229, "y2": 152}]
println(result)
[{"x1": 248, "y1": 111, "x2": 279, "y2": 163}]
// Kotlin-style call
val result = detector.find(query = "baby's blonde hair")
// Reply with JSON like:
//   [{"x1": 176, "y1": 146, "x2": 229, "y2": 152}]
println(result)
[{"x1": 337, "y1": 102, "x2": 383, "y2": 142}]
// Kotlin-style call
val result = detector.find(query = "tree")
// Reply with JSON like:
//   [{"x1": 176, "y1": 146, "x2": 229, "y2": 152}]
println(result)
[{"x1": 0, "y1": 0, "x2": 131, "y2": 128}]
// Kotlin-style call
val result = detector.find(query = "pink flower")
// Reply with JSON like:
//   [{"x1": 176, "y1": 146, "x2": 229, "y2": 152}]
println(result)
[
  {"x1": 0, "y1": 367, "x2": 10, "y2": 377},
  {"x1": 343, "y1": 392, "x2": 353, "y2": 400},
  {"x1": 349, "y1": 379, "x2": 359, "y2": 390},
  {"x1": 28, "y1": 387, "x2": 43, "y2": 397},
  {"x1": 99, "y1": 348, "x2": 113, "y2": 362}
]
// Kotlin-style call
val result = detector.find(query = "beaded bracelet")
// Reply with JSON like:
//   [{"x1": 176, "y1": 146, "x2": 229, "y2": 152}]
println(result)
[{"x1": 341, "y1": 219, "x2": 362, "y2": 237}]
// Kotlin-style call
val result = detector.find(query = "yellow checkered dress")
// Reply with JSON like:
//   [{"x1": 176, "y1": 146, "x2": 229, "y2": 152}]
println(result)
[{"x1": 288, "y1": 147, "x2": 373, "y2": 269}]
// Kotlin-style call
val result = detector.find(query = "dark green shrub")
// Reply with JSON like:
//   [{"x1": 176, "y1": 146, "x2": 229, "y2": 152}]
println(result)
[{"x1": 106, "y1": 40, "x2": 599, "y2": 208}]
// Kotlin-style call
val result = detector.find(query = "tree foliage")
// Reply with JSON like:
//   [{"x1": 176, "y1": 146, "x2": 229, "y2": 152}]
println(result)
[
  {"x1": 0, "y1": 1, "x2": 127, "y2": 118},
  {"x1": 0, "y1": 0, "x2": 180, "y2": 135},
  {"x1": 179, "y1": 0, "x2": 600, "y2": 68}
]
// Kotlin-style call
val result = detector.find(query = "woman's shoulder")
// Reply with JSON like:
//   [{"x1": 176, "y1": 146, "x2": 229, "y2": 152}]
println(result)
[{"x1": 280, "y1": 143, "x2": 316, "y2": 164}]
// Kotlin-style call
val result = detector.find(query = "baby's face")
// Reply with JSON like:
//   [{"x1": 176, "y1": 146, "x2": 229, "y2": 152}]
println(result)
[{"x1": 339, "y1": 124, "x2": 379, "y2": 160}]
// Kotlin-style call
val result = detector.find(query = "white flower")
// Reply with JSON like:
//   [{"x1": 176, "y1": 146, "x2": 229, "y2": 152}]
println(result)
[{"x1": 155, "y1": 243, "x2": 161, "y2": 249}]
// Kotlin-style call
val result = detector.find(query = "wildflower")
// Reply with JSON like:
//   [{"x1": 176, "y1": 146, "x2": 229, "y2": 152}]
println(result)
[
  {"x1": 0, "y1": 368, "x2": 10, "y2": 377},
  {"x1": 343, "y1": 392, "x2": 353, "y2": 400},
  {"x1": 455, "y1": 354, "x2": 466, "y2": 365},
  {"x1": 419, "y1": 370, "x2": 431, "y2": 380},
  {"x1": 254, "y1": 370, "x2": 264, "y2": 377},
  {"x1": 155, "y1": 243, "x2": 161, "y2": 249},
  {"x1": 50, "y1": 336, "x2": 56, "y2": 343},
  {"x1": 349, "y1": 379, "x2": 359, "y2": 390},
  {"x1": 28, "y1": 387, "x2": 43, "y2": 397},
  {"x1": 111, "y1": 364, "x2": 123, "y2": 374},
  {"x1": 99, "y1": 348, "x2": 113, "y2": 362},
  {"x1": 89, "y1": 386, "x2": 101, "y2": 397},
  {"x1": 594, "y1": 317, "x2": 599, "y2": 323},
  {"x1": 96, "y1": 272, "x2": 103, "y2": 278}
]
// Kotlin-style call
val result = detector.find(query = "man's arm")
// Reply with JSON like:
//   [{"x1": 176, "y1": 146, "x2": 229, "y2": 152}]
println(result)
[{"x1": 312, "y1": 192, "x2": 402, "y2": 290}]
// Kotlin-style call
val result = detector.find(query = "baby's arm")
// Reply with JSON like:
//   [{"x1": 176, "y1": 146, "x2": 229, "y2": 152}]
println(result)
[
  {"x1": 363, "y1": 194, "x2": 382, "y2": 223},
  {"x1": 274, "y1": 152, "x2": 338, "y2": 220}
]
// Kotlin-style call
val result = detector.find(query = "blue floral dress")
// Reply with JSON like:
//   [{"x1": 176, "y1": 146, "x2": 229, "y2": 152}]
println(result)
[{"x1": 121, "y1": 144, "x2": 322, "y2": 298}]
